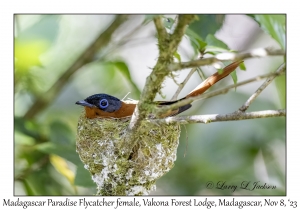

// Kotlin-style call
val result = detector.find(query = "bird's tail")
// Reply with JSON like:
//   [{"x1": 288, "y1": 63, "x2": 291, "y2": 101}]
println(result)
[
  {"x1": 184, "y1": 60, "x2": 243, "y2": 99},
  {"x1": 158, "y1": 60, "x2": 243, "y2": 117}
]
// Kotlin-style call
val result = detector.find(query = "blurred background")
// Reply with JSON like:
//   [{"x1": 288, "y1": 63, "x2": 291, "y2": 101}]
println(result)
[{"x1": 14, "y1": 14, "x2": 286, "y2": 195}]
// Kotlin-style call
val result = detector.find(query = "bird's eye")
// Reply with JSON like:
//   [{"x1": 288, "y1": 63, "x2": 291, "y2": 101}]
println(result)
[{"x1": 99, "y1": 99, "x2": 109, "y2": 109}]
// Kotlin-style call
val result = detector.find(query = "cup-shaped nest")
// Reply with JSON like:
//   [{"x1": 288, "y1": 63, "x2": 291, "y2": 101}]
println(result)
[{"x1": 76, "y1": 110, "x2": 181, "y2": 195}]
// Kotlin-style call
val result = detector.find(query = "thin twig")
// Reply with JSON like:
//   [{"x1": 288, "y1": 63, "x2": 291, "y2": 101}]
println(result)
[
  {"x1": 239, "y1": 63, "x2": 286, "y2": 112},
  {"x1": 168, "y1": 48, "x2": 285, "y2": 71},
  {"x1": 196, "y1": 67, "x2": 206, "y2": 81},
  {"x1": 171, "y1": 67, "x2": 197, "y2": 100},
  {"x1": 151, "y1": 109, "x2": 286, "y2": 125},
  {"x1": 24, "y1": 15, "x2": 129, "y2": 119},
  {"x1": 169, "y1": 15, "x2": 196, "y2": 52},
  {"x1": 155, "y1": 71, "x2": 286, "y2": 116}
]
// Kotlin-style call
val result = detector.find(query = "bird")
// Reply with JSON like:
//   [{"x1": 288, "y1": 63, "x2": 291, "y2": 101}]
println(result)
[
  {"x1": 75, "y1": 60, "x2": 243, "y2": 119},
  {"x1": 75, "y1": 60, "x2": 243, "y2": 195}
]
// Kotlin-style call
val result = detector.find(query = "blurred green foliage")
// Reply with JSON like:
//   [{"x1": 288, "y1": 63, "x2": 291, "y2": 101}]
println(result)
[
  {"x1": 249, "y1": 14, "x2": 286, "y2": 49},
  {"x1": 14, "y1": 14, "x2": 286, "y2": 195}
]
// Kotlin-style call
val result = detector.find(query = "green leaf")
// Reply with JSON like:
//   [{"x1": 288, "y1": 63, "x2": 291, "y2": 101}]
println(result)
[
  {"x1": 205, "y1": 51, "x2": 217, "y2": 56},
  {"x1": 220, "y1": 61, "x2": 238, "y2": 87},
  {"x1": 196, "y1": 39, "x2": 207, "y2": 51},
  {"x1": 163, "y1": 17, "x2": 174, "y2": 29},
  {"x1": 275, "y1": 74, "x2": 286, "y2": 108},
  {"x1": 14, "y1": 117, "x2": 42, "y2": 140},
  {"x1": 49, "y1": 120, "x2": 75, "y2": 145},
  {"x1": 239, "y1": 62, "x2": 246, "y2": 71},
  {"x1": 189, "y1": 15, "x2": 225, "y2": 40},
  {"x1": 185, "y1": 28, "x2": 204, "y2": 54},
  {"x1": 107, "y1": 61, "x2": 140, "y2": 96},
  {"x1": 188, "y1": 36, "x2": 200, "y2": 54},
  {"x1": 17, "y1": 146, "x2": 46, "y2": 166},
  {"x1": 50, "y1": 155, "x2": 75, "y2": 186},
  {"x1": 230, "y1": 70, "x2": 238, "y2": 90},
  {"x1": 253, "y1": 15, "x2": 286, "y2": 49},
  {"x1": 205, "y1": 34, "x2": 229, "y2": 50},
  {"x1": 36, "y1": 142, "x2": 81, "y2": 165},
  {"x1": 22, "y1": 179, "x2": 35, "y2": 195},
  {"x1": 246, "y1": 14, "x2": 261, "y2": 26},
  {"x1": 186, "y1": 15, "x2": 225, "y2": 55},
  {"x1": 185, "y1": 28, "x2": 203, "y2": 42},
  {"x1": 173, "y1": 51, "x2": 181, "y2": 62},
  {"x1": 75, "y1": 163, "x2": 95, "y2": 187},
  {"x1": 205, "y1": 46, "x2": 230, "y2": 54},
  {"x1": 143, "y1": 15, "x2": 159, "y2": 24},
  {"x1": 15, "y1": 131, "x2": 35, "y2": 145},
  {"x1": 24, "y1": 164, "x2": 67, "y2": 195}
]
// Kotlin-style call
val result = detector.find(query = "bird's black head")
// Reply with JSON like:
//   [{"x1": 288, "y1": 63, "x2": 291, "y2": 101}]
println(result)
[{"x1": 75, "y1": 94, "x2": 122, "y2": 113}]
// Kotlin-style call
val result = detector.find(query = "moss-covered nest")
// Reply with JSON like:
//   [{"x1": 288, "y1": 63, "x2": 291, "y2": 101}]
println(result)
[{"x1": 76, "y1": 109, "x2": 181, "y2": 195}]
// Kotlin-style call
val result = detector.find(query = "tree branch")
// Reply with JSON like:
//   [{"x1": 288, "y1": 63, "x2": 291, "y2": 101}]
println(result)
[
  {"x1": 153, "y1": 16, "x2": 167, "y2": 47},
  {"x1": 151, "y1": 109, "x2": 286, "y2": 124},
  {"x1": 24, "y1": 15, "x2": 129, "y2": 119},
  {"x1": 168, "y1": 15, "x2": 196, "y2": 53},
  {"x1": 239, "y1": 63, "x2": 286, "y2": 112},
  {"x1": 168, "y1": 48, "x2": 285, "y2": 71},
  {"x1": 128, "y1": 15, "x2": 196, "y2": 132}
]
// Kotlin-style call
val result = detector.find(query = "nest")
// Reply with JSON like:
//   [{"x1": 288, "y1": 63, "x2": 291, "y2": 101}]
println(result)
[{"x1": 76, "y1": 110, "x2": 181, "y2": 195}]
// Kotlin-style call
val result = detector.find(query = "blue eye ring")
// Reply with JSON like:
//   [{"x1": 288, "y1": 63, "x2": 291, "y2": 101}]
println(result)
[{"x1": 99, "y1": 99, "x2": 109, "y2": 109}]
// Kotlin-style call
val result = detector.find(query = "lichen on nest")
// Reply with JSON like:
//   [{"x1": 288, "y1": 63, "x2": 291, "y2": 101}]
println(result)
[{"x1": 76, "y1": 108, "x2": 181, "y2": 195}]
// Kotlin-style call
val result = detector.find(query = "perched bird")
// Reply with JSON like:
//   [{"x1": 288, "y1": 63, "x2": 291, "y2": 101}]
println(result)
[
  {"x1": 75, "y1": 60, "x2": 243, "y2": 195},
  {"x1": 76, "y1": 60, "x2": 244, "y2": 119}
]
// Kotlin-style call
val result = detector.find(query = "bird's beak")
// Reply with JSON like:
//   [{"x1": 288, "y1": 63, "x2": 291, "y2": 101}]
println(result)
[{"x1": 75, "y1": 100, "x2": 95, "y2": 108}]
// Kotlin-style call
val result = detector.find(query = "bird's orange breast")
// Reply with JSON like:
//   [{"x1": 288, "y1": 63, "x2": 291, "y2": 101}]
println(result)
[{"x1": 84, "y1": 101, "x2": 137, "y2": 119}]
